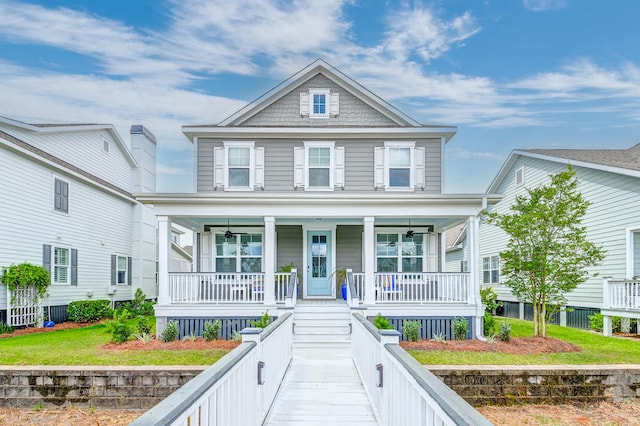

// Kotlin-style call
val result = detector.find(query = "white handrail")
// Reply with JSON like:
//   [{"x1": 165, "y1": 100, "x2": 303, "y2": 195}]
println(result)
[
  {"x1": 131, "y1": 313, "x2": 293, "y2": 426},
  {"x1": 373, "y1": 272, "x2": 470, "y2": 303},
  {"x1": 605, "y1": 278, "x2": 640, "y2": 310},
  {"x1": 351, "y1": 313, "x2": 491, "y2": 426}
]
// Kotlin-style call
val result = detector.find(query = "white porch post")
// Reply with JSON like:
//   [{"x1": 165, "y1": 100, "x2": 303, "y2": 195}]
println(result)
[
  {"x1": 468, "y1": 215, "x2": 484, "y2": 340},
  {"x1": 364, "y1": 217, "x2": 375, "y2": 305},
  {"x1": 264, "y1": 216, "x2": 276, "y2": 305},
  {"x1": 157, "y1": 216, "x2": 172, "y2": 305}
]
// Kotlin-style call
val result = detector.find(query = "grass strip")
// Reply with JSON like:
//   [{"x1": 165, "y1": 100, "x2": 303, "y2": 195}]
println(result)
[{"x1": 409, "y1": 318, "x2": 640, "y2": 365}]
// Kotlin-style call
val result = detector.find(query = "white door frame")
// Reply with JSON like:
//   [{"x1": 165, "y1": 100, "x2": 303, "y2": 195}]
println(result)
[{"x1": 302, "y1": 224, "x2": 337, "y2": 299}]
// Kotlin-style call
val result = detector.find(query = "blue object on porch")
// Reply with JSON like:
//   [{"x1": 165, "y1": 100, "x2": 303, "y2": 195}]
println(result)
[
  {"x1": 341, "y1": 284, "x2": 347, "y2": 300},
  {"x1": 44, "y1": 320, "x2": 55, "y2": 327}
]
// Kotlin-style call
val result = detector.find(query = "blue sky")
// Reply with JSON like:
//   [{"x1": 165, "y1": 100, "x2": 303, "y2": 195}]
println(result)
[{"x1": 2, "y1": 0, "x2": 640, "y2": 193}]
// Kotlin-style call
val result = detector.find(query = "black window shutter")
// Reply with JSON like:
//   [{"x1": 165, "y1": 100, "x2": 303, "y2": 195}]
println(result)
[
  {"x1": 127, "y1": 256, "x2": 132, "y2": 286},
  {"x1": 70, "y1": 249, "x2": 78, "y2": 286},
  {"x1": 43, "y1": 244, "x2": 51, "y2": 273},
  {"x1": 111, "y1": 255, "x2": 116, "y2": 285}
]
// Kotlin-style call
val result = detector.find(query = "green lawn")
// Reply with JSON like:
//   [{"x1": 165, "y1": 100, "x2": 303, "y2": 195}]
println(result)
[
  {"x1": 409, "y1": 318, "x2": 640, "y2": 365},
  {"x1": 0, "y1": 322, "x2": 230, "y2": 366}
]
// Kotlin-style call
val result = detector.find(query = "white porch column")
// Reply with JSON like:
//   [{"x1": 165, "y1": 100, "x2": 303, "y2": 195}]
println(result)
[
  {"x1": 364, "y1": 217, "x2": 375, "y2": 305},
  {"x1": 468, "y1": 215, "x2": 485, "y2": 340},
  {"x1": 264, "y1": 216, "x2": 276, "y2": 305},
  {"x1": 157, "y1": 216, "x2": 172, "y2": 305}
]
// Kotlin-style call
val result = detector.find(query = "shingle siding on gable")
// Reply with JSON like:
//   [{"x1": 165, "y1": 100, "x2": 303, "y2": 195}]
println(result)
[
  {"x1": 240, "y1": 74, "x2": 399, "y2": 127},
  {"x1": 196, "y1": 138, "x2": 441, "y2": 193},
  {"x1": 480, "y1": 155, "x2": 640, "y2": 308}
]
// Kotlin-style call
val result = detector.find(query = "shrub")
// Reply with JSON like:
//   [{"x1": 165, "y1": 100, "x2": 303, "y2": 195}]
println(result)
[
  {"x1": 250, "y1": 311, "x2": 273, "y2": 328},
  {"x1": 0, "y1": 322, "x2": 14, "y2": 334},
  {"x1": 107, "y1": 310, "x2": 133, "y2": 344},
  {"x1": 431, "y1": 332, "x2": 446, "y2": 342},
  {"x1": 136, "y1": 316, "x2": 152, "y2": 335},
  {"x1": 203, "y1": 320, "x2": 222, "y2": 341},
  {"x1": 67, "y1": 300, "x2": 112, "y2": 322},
  {"x1": 588, "y1": 313, "x2": 622, "y2": 333},
  {"x1": 160, "y1": 320, "x2": 179, "y2": 342},
  {"x1": 498, "y1": 321, "x2": 511, "y2": 342},
  {"x1": 483, "y1": 312, "x2": 497, "y2": 336},
  {"x1": 373, "y1": 314, "x2": 394, "y2": 330},
  {"x1": 480, "y1": 287, "x2": 502, "y2": 313},
  {"x1": 452, "y1": 316, "x2": 469, "y2": 340},
  {"x1": 403, "y1": 320, "x2": 421, "y2": 342}
]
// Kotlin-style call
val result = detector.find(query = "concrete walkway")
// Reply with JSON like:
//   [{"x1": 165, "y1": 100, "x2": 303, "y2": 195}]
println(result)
[{"x1": 263, "y1": 344, "x2": 379, "y2": 426}]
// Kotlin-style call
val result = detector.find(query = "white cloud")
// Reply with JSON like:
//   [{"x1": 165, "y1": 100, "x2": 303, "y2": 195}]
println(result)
[
  {"x1": 157, "y1": 164, "x2": 187, "y2": 176},
  {"x1": 448, "y1": 147, "x2": 505, "y2": 161},
  {"x1": 522, "y1": 0, "x2": 569, "y2": 12}
]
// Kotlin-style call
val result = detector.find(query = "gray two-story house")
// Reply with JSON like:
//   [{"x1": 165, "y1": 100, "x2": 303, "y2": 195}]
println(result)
[{"x1": 138, "y1": 59, "x2": 499, "y2": 339}]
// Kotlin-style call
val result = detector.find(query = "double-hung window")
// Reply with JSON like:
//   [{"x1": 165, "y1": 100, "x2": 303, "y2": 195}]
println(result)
[
  {"x1": 54, "y1": 177, "x2": 69, "y2": 213},
  {"x1": 215, "y1": 233, "x2": 263, "y2": 273},
  {"x1": 213, "y1": 142, "x2": 264, "y2": 191},
  {"x1": 482, "y1": 255, "x2": 500, "y2": 284},
  {"x1": 376, "y1": 233, "x2": 424, "y2": 272},
  {"x1": 374, "y1": 142, "x2": 425, "y2": 191},
  {"x1": 117, "y1": 255, "x2": 128, "y2": 285},
  {"x1": 294, "y1": 142, "x2": 344, "y2": 190},
  {"x1": 54, "y1": 247, "x2": 70, "y2": 284}
]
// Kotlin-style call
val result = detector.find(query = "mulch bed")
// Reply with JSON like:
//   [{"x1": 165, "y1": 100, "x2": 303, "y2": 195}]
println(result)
[
  {"x1": 102, "y1": 338, "x2": 240, "y2": 351},
  {"x1": 400, "y1": 336, "x2": 581, "y2": 354}
]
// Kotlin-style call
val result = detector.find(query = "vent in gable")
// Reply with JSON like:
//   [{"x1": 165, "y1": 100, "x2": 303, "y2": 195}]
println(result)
[
  {"x1": 102, "y1": 138, "x2": 110, "y2": 153},
  {"x1": 515, "y1": 166, "x2": 524, "y2": 187}
]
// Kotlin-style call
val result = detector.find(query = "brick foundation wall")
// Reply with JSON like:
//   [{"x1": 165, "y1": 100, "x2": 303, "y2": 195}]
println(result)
[
  {"x1": 429, "y1": 365, "x2": 640, "y2": 406},
  {"x1": 0, "y1": 366, "x2": 205, "y2": 409}
]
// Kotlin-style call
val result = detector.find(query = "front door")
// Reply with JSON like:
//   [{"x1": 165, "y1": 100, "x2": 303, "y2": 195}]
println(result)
[{"x1": 307, "y1": 231, "x2": 333, "y2": 297}]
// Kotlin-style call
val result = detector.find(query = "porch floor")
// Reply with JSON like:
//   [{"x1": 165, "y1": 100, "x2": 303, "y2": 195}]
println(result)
[{"x1": 263, "y1": 344, "x2": 379, "y2": 426}]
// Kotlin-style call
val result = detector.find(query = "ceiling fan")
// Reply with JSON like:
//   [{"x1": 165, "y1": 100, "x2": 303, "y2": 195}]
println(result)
[
  {"x1": 405, "y1": 219, "x2": 430, "y2": 239},
  {"x1": 224, "y1": 219, "x2": 248, "y2": 239}
]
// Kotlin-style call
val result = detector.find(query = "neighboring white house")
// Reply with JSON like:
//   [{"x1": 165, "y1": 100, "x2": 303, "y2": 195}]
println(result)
[
  {"x1": 137, "y1": 59, "x2": 501, "y2": 339},
  {"x1": 0, "y1": 117, "x2": 157, "y2": 324},
  {"x1": 479, "y1": 146, "x2": 640, "y2": 332},
  {"x1": 171, "y1": 226, "x2": 193, "y2": 272},
  {"x1": 444, "y1": 224, "x2": 468, "y2": 274}
]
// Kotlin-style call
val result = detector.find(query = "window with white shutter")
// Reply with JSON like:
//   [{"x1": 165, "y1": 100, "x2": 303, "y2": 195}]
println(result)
[
  {"x1": 294, "y1": 142, "x2": 343, "y2": 190},
  {"x1": 213, "y1": 142, "x2": 262, "y2": 191},
  {"x1": 299, "y1": 89, "x2": 339, "y2": 118},
  {"x1": 378, "y1": 142, "x2": 422, "y2": 191}
]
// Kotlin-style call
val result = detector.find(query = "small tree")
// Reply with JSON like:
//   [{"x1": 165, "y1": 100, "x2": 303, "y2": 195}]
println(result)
[{"x1": 484, "y1": 166, "x2": 606, "y2": 337}]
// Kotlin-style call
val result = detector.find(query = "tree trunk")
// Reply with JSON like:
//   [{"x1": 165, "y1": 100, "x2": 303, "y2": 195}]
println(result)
[
  {"x1": 540, "y1": 303, "x2": 547, "y2": 338},
  {"x1": 533, "y1": 302, "x2": 540, "y2": 336}
]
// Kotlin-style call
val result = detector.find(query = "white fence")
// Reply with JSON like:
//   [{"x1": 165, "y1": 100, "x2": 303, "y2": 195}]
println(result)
[
  {"x1": 168, "y1": 272, "x2": 292, "y2": 304},
  {"x1": 604, "y1": 278, "x2": 640, "y2": 310},
  {"x1": 7, "y1": 287, "x2": 43, "y2": 327},
  {"x1": 351, "y1": 313, "x2": 491, "y2": 426},
  {"x1": 131, "y1": 313, "x2": 293, "y2": 426}
]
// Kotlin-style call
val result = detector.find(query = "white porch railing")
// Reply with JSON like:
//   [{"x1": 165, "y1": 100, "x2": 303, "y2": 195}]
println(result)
[
  {"x1": 374, "y1": 272, "x2": 470, "y2": 303},
  {"x1": 351, "y1": 313, "x2": 491, "y2": 425},
  {"x1": 168, "y1": 272, "x2": 293, "y2": 304},
  {"x1": 7, "y1": 287, "x2": 43, "y2": 327},
  {"x1": 131, "y1": 313, "x2": 293, "y2": 426},
  {"x1": 352, "y1": 272, "x2": 366, "y2": 300},
  {"x1": 604, "y1": 278, "x2": 640, "y2": 310}
]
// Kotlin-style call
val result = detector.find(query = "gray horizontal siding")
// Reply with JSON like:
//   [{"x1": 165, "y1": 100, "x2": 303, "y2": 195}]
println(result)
[
  {"x1": 336, "y1": 225, "x2": 363, "y2": 273},
  {"x1": 197, "y1": 138, "x2": 442, "y2": 193}
]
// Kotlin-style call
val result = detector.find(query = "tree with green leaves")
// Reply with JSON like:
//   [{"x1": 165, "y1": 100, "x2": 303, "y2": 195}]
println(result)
[{"x1": 484, "y1": 166, "x2": 606, "y2": 337}]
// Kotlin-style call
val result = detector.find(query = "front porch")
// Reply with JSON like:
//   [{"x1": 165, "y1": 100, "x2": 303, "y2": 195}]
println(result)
[{"x1": 601, "y1": 278, "x2": 640, "y2": 336}]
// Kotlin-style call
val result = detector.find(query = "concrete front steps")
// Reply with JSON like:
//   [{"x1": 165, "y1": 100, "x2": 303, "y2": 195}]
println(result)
[{"x1": 293, "y1": 301, "x2": 352, "y2": 347}]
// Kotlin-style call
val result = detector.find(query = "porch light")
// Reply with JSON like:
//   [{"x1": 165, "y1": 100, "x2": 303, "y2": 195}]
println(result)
[{"x1": 376, "y1": 363, "x2": 383, "y2": 388}]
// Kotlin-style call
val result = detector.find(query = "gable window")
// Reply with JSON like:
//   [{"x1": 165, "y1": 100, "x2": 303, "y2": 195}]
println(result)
[
  {"x1": 213, "y1": 142, "x2": 264, "y2": 191},
  {"x1": 515, "y1": 166, "x2": 525, "y2": 187},
  {"x1": 300, "y1": 89, "x2": 339, "y2": 118},
  {"x1": 374, "y1": 142, "x2": 425, "y2": 191},
  {"x1": 215, "y1": 233, "x2": 263, "y2": 272},
  {"x1": 294, "y1": 142, "x2": 345, "y2": 190},
  {"x1": 482, "y1": 255, "x2": 500, "y2": 284},
  {"x1": 54, "y1": 178, "x2": 69, "y2": 213},
  {"x1": 376, "y1": 233, "x2": 424, "y2": 272}
]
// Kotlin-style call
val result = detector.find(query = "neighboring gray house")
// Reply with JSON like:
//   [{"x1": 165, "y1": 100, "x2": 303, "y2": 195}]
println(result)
[
  {"x1": 480, "y1": 145, "x2": 640, "y2": 333},
  {"x1": 0, "y1": 117, "x2": 157, "y2": 325},
  {"x1": 138, "y1": 59, "x2": 500, "y2": 338}
]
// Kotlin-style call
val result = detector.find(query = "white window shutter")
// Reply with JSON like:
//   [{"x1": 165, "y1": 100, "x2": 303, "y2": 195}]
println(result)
[
  {"x1": 300, "y1": 93, "x2": 310, "y2": 116},
  {"x1": 254, "y1": 147, "x2": 264, "y2": 189},
  {"x1": 329, "y1": 92, "x2": 339, "y2": 116},
  {"x1": 427, "y1": 233, "x2": 438, "y2": 271},
  {"x1": 201, "y1": 233, "x2": 211, "y2": 272},
  {"x1": 334, "y1": 146, "x2": 345, "y2": 188},
  {"x1": 414, "y1": 146, "x2": 425, "y2": 190},
  {"x1": 374, "y1": 147, "x2": 385, "y2": 189},
  {"x1": 294, "y1": 146, "x2": 305, "y2": 188},
  {"x1": 213, "y1": 147, "x2": 225, "y2": 189}
]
